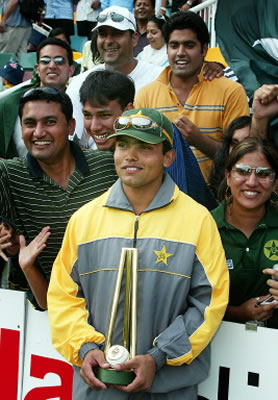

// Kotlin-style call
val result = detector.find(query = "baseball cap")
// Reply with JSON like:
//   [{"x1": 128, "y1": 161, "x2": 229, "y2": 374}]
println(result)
[
  {"x1": 0, "y1": 62, "x2": 24, "y2": 85},
  {"x1": 92, "y1": 6, "x2": 136, "y2": 33},
  {"x1": 110, "y1": 108, "x2": 174, "y2": 146}
]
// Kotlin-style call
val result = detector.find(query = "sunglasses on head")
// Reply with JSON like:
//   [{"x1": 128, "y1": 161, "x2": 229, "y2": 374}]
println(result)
[
  {"x1": 97, "y1": 12, "x2": 135, "y2": 30},
  {"x1": 23, "y1": 87, "x2": 60, "y2": 98},
  {"x1": 39, "y1": 56, "x2": 66, "y2": 65},
  {"x1": 232, "y1": 164, "x2": 275, "y2": 181},
  {"x1": 114, "y1": 116, "x2": 173, "y2": 145}
]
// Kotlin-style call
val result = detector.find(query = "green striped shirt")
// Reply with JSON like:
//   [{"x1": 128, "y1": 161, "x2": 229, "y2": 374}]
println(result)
[{"x1": 0, "y1": 142, "x2": 117, "y2": 279}]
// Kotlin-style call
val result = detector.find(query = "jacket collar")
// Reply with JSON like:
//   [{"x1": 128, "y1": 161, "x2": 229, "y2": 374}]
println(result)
[{"x1": 105, "y1": 173, "x2": 178, "y2": 213}]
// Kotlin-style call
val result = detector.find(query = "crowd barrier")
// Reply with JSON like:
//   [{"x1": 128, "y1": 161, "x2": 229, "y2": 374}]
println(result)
[{"x1": 1, "y1": 288, "x2": 277, "y2": 400}]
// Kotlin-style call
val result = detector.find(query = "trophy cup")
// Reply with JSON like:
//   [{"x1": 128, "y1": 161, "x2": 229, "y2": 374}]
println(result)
[{"x1": 96, "y1": 248, "x2": 138, "y2": 385}]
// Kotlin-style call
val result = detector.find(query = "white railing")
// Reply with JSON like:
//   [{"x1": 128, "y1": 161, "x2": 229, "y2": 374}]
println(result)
[{"x1": 191, "y1": 0, "x2": 218, "y2": 47}]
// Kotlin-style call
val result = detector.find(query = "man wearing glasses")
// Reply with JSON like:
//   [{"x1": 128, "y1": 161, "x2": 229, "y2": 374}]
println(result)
[
  {"x1": 0, "y1": 37, "x2": 75, "y2": 159},
  {"x1": 48, "y1": 107, "x2": 229, "y2": 400}
]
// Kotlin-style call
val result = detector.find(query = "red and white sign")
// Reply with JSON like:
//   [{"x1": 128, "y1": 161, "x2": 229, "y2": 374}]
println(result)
[{"x1": 1, "y1": 289, "x2": 278, "y2": 399}]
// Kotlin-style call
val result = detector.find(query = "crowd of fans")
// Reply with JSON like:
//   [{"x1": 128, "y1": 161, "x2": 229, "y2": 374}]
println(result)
[{"x1": 0, "y1": 1, "x2": 278, "y2": 398}]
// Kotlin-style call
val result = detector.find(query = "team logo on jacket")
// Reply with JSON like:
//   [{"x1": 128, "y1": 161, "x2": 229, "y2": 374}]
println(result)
[
  {"x1": 153, "y1": 245, "x2": 173, "y2": 265},
  {"x1": 264, "y1": 240, "x2": 278, "y2": 261}
]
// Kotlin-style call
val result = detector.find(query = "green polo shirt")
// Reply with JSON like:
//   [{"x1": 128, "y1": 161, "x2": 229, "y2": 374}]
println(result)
[
  {"x1": 211, "y1": 201, "x2": 278, "y2": 328},
  {"x1": 0, "y1": 143, "x2": 117, "y2": 280}
]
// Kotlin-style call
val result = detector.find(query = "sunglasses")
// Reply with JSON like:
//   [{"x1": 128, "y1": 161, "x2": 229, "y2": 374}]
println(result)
[
  {"x1": 114, "y1": 116, "x2": 173, "y2": 145},
  {"x1": 232, "y1": 164, "x2": 275, "y2": 181},
  {"x1": 97, "y1": 12, "x2": 135, "y2": 30},
  {"x1": 39, "y1": 56, "x2": 66, "y2": 65},
  {"x1": 23, "y1": 87, "x2": 60, "y2": 98}
]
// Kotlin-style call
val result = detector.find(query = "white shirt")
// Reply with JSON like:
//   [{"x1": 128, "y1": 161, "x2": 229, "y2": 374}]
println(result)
[
  {"x1": 76, "y1": 0, "x2": 100, "y2": 22},
  {"x1": 137, "y1": 44, "x2": 169, "y2": 68},
  {"x1": 66, "y1": 60, "x2": 163, "y2": 147}
]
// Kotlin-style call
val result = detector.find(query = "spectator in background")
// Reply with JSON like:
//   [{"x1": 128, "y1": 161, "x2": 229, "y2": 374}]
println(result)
[
  {"x1": 158, "y1": 0, "x2": 201, "y2": 15},
  {"x1": 0, "y1": 37, "x2": 75, "y2": 159},
  {"x1": 133, "y1": 0, "x2": 155, "y2": 56},
  {"x1": 208, "y1": 115, "x2": 251, "y2": 201},
  {"x1": 49, "y1": 27, "x2": 71, "y2": 44},
  {"x1": 0, "y1": 0, "x2": 32, "y2": 57},
  {"x1": 43, "y1": 0, "x2": 75, "y2": 38},
  {"x1": 211, "y1": 137, "x2": 278, "y2": 328},
  {"x1": 76, "y1": 0, "x2": 101, "y2": 40},
  {"x1": 0, "y1": 61, "x2": 24, "y2": 90},
  {"x1": 137, "y1": 15, "x2": 168, "y2": 67},
  {"x1": 135, "y1": 11, "x2": 250, "y2": 181},
  {"x1": 100, "y1": 0, "x2": 133, "y2": 12}
]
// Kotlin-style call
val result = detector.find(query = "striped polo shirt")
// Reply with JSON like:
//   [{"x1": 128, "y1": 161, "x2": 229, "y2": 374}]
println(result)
[{"x1": 0, "y1": 142, "x2": 117, "y2": 280}]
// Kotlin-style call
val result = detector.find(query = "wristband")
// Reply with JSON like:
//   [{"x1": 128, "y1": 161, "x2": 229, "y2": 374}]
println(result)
[
  {"x1": 186, "y1": 0, "x2": 193, "y2": 6},
  {"x1": 160, "y1": 7, "x2": 166, "y2": 11}
]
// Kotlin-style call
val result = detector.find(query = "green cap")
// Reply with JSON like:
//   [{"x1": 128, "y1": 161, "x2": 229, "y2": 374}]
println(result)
[{"x1": 109, "y1": 108, "x2": 174, "y2": 146}]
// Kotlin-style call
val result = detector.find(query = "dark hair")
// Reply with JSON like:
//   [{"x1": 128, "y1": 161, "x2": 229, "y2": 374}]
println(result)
[
  {"x1": 36, "y1": 37, "x2": 73, "y2": 66},
  {"x1": 49, "y1": 27, "x2": 71, "y2": 45},
  {"x1": 162, "y1": 139, "x2": 173, "y2": 154},
  {"x1": 80, "y1": 70, "x2": 135, "y2": 110},
  {"x1": 217, "y1": 137, "x2": 278, "y2": 201},
  {"x1": 208, "y1": 116, "x2": 251, "y2": 199},
  {"x1": 163, "y1": 11, "x2": 209, "y2": 49},
  {"x1": 19, "y1": 87, "x2": 73, "y2": 121},
  {"x1": 134, "y1": 0, "x2": 155, "y2": 10},
  {"x1": 148, "y1": 15, "x2": 168, "y2": 32},
  {"x1": 90, "y1": 29, "x2": 102, "y2": 64}
]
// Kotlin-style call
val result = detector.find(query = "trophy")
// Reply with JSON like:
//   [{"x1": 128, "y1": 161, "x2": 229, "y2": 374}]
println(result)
[{"x1": 96, "y1": 248, "x2": 138, "y2": 385}]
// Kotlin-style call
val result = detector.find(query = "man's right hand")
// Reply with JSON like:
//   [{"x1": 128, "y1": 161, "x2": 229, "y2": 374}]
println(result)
[
  {"x1": 252, "y1": 84, "x2": 278, "y2": 120},
  {"x1": 80, "y1": 349, "x2": 110, "y2": 391}
]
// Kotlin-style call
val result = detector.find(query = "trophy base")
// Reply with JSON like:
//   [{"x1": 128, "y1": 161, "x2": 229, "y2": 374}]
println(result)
[{"x1": 96, "y1": 367, "x2": 135, "y2": 386}]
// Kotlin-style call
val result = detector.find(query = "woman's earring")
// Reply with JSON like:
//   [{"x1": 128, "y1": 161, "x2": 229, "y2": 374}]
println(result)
[{"x1": 225, "y1": 185, "x2": 232, "y2": 203}]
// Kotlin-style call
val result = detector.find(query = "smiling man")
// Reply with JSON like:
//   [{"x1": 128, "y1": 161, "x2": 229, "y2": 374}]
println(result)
[
  {"x1": 133, "y1": 0, "x2": 155, "y2": 56},
  {"x1": 66, "y1": 5, "x2": 163, "y2": 148},
  {"x1": 0, "y1": 37, "x2": 75, "y2": 159},
  {"x1": 48, "y1": 107, "x2": 229, "y2": 400},
  {"x1": 79, "y1": 70, "x2": 135, "y2": 151},
  {"x1": 135, "y1": 12, "x2": 250, "y2": 181},
  {"x1": 0, "y1": 87, "x2": 117, "y2": 307}
]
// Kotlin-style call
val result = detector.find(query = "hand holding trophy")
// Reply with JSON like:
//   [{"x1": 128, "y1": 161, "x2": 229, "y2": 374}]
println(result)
[{"x1": 96, "y1": 248, "x2": 138, "y2": 385}]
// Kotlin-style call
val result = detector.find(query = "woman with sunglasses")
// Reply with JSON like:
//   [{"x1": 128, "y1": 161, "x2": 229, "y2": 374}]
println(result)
[{"x1": 211, "y1": 137, "x2": 278, "y2": 328}]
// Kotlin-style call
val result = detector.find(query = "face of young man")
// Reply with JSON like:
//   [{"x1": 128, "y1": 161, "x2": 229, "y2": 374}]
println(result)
[
  {"x1": 82, "y1": 100, "x2": 128, "y2": 151},
  {"x1": 21, "y1": 100, "x2": 75, "y2": 165},
  {"x1": 167, "y1": 29, "x2": 208, "y2": 80},
  {"x1": 114, "y1": 136, "x2": 174, "y2": 194},
  {"x1": 97, "y1": 27, "x2": 137, "y2": 69},
  {"x1": 134, "y1": 0, "x2": 154, "y2": 22},
  {"x1": 36, "y1": 45, "x2": 74, "y2": 90}
]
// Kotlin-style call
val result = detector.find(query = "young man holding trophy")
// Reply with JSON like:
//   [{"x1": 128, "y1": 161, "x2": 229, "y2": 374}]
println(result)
[{"x1": 48, "y1": 108, "x2": 229, "y2": 399}]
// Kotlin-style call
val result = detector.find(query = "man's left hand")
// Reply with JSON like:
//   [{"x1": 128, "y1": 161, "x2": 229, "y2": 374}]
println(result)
[
  {"x1": 113, "y1": 354, "x2": 156, "y2": 393},
  {"x1": 174, "y1": 115, "x2": 201, "y2": 146},
  {"x1": 203, "y1": 62, "x2": 224, "y2": 81}
]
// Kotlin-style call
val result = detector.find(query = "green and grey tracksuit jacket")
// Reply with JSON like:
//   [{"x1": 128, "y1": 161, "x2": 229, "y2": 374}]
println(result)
[{"x1": 48, "y1": 174, "x2": 229, "y2": 399}]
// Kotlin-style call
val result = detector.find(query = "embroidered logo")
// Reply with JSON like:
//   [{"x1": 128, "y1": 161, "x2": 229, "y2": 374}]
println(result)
[
  {"x1": 153, "y1": 245, "x2": 173, "y2": 265},
  {"x1": 263, "y1": 240, "x2": 278, "y2": 261},
  {"x1": 226, "y1": 259, "x2": 234, "y2": 269}
]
